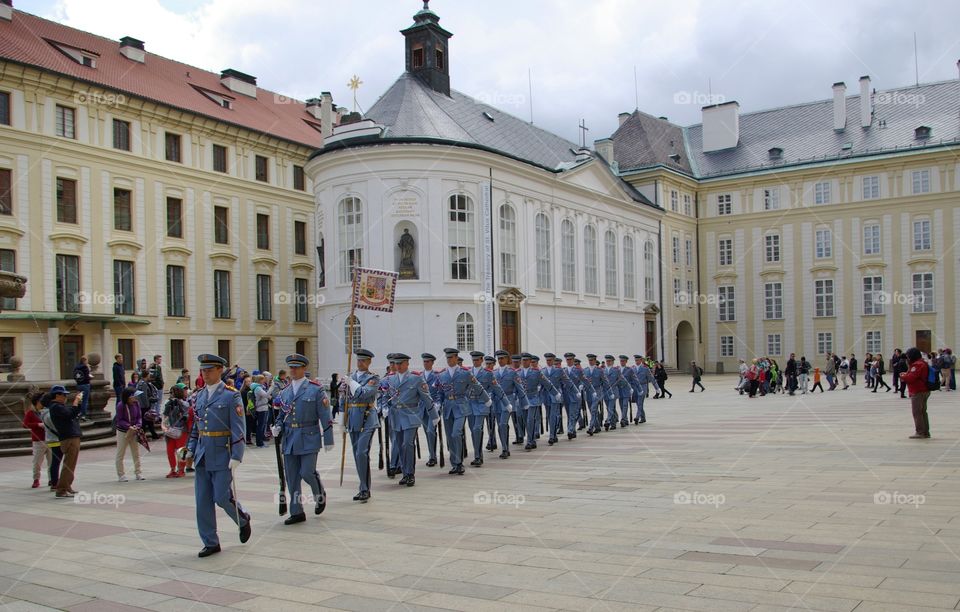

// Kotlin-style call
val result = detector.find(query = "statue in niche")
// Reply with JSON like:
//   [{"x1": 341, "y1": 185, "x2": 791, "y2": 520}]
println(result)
[{"x1": 398, "y1": 228, "x2": 417, "y2": 279}]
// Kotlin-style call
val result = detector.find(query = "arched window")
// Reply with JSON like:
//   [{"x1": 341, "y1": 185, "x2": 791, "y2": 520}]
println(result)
[
  {"x1": 535, "y1": 213, "x2": 552, "y2": 290},
  {"x1": 561, "y1": 219, "x2": 576, "y2": 292},
  {"x1": 623, "y1": 234, "x2": 636, "y2": 300},
  {"x1": 584, "y1": 224, "x2": 598, "y2": 294},
  {"x1": 448, "y1": 194, "x2": 475, "y2": 280},
  {"x1": 604, "y1": 230, "x2": 618, "y2": 298},
  {"x1": 337, "y1": 197, "x2": 362, "y2": 284},
  {"x1": 499, "y1": 204, "x2": 517, "y2": 285},
  {"x1": 644, "y1": 239, "x2": 655, "y2": 302},
  {"x1": 456, "y1": 313, "x2": 475, "y2": 351},
  {"x1": 344, "y1": 315, "x2": 361, "y2": 354}
]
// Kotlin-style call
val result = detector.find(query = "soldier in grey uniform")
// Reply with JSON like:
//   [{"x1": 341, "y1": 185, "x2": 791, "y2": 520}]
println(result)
[
  {"x1": 619, "y1": 354, "x2": 638, "y2": 427},
  {"x1": 494, "y1": 350, "x2": 522, "y2": 459},
  {"x1": 603, "y1": 355, "x2": 623, "y2": 430},
  {"x1": 582, "y1": 354, "x2": 609, "y2": 435},
  {"x1": 271, "y1": 354, "x2": 333, "y2": 525},
  {"x1": 518, "y1": 353, "x2": 560, "y2": 451},
  {"x1": 466, "y1": 351, "x2": 502, "y2": 466},
  {"x1": 420, "y1": 353, "x2": 441, "y2": 466},
  {"x1": 564, "y1": 352, "x2": 593, "y2": 438},
  {"x1": 542, "y1": 353, "x2": 579, "y2": 445},
  {"x1": 340, "y1": 348, "x2": 379, "y2": 502},
  {"x1": 632, "y1": 355, "x2": 652, "y2": 424},
  {"x1": 184, "y1": 354, "x2": 251, "y2": 558},
  {"x1": 436, "y1": 348, "x2": 488, "y2": 475},
  {"x1": 380, "y1": 357, "x2": 401, "y2": 478},
  {"x1": 380, "y1": 353, "x2": 434, "y2": 486}
]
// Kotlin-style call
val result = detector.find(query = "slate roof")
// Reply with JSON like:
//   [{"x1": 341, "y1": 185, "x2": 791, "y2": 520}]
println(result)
[
  {"x1": 363, "y1": 72, "x2": 581, "y2": 171},
  {"x1": 0, "y1": 9, "x2": 324, "y2": 148},
  {"x1": 609, "y1": 110, "x2": 693, "y2": 174}
]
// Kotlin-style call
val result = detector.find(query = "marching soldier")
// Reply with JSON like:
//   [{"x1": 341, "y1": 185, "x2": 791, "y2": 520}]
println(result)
[
  {"x1": 272, "y1": 353, "x2": 333, "y2": 525},
  {"x1": 437, "y1": 348, "x2": 488, "y2": 475},
  {"x1": 632, "y1": 355, "x2": 653, "y2": 424},
  {"x1": 619, "y1": 355, "x2": 638, "y2": 427},
  {"x1": 466, "y1": 352, "x2": 503, "y2": 466},
  {"x1": 582, "y1": 354, "x2": 608, "y2": 435},
  {"x1": 494, "y1": 350, "x2": 523, "y2": 458},
  {"x1": 603, "y1": 355, "x2": 623, "y2": 430},
  {"x1": 518, "y1": 353, "x2": 559, "y2": 451},
  {"x1": 341, "y1": 348, "x2": 380, "y2": 502},
  {"x1": 542, "y1": 353, "x2": 579, "y2": 445},
  {"x1": 380, "y1": 354, "x2": 434, "y2": 486},
  {"x1": 564, "y1": 353, "x2": 592, "y2": 437},
  {"x1": 380, "y1": 358, "x2": 401, "y2": 478},
  {"x1": 508, "y1": 354, "x2": 527, "y2": 445},
  {"x1": 184, "y1": 354, "x2": 251, "y2": 558},
  {"x1": 420, "y1": 353, "x2": 441, "y2": 466}
]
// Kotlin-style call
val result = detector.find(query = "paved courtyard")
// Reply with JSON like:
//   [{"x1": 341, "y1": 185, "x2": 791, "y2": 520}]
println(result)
[{"x1": 1, "y1": 375, "x2": 958, "y2": 611}]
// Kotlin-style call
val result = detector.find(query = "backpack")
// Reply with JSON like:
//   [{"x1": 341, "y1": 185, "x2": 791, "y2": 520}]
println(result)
[
  {"x1": 927, "y1": 364, "x2": 941, "y2": 391},
  {"x1": 697, "y1": 366, "x2": 703, "y2": 377},
  {"x1": 73, "y1": 365, "x2": 85, "y2": 384}
]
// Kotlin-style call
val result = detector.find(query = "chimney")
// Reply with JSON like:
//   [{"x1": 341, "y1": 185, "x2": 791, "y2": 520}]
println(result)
[
  {"x1": 0, "y1": 0, "x2": 12, "y2": 21},
  {"x1": 320, "y1": 92, "x2": 335, "y2": 139},
  {"x1": 701, "y1": 101, "x2": 740, "y2": 152},
  {"x1": 119, "y1": 36, "x2": 145, "y2": 63},
  {"x1": 618, "y1": 112, "x2": 631, "y2": 126},
  {"x1": 305, "y1": 97, "x2": 322, "y2": 120},
  {"x1": 859, "y1": 75, "x2": 872, "y2": 128},
  {"x1": 220, "y1": 69, "x2": 257, "y2": 98},
  {"x1": 832, "y1": 82, "x2": 846, "y2": 131},
  {"x1": 594, "y1": 138, "x2": 614, "y2": 163}
]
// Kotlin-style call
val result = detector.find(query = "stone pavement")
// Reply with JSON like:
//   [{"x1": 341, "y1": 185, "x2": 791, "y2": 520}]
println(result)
[{"x1": 0, "y1": 375, "x2": 958, "y2": 611}]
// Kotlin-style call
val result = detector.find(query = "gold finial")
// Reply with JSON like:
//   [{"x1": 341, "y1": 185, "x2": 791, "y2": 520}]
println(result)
[{"x1": 347, "y1": 75, "x2": 363, "y2": 112}]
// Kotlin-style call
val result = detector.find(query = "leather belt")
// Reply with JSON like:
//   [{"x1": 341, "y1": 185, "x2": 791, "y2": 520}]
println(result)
[{"x1": 200, "y1": 431, "x2": 231, "y2": 437}]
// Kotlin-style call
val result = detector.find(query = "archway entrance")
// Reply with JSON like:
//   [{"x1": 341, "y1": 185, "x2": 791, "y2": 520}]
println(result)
[{"x1": 675, "y1": 320, "x2": 695, "y2": 370}]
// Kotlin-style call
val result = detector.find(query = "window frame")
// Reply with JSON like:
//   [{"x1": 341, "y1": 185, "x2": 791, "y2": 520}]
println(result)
[
  {"x1": 863, "y1": 223, "x2": 880, "y2": 255},
  {"x1": 294, "y1": 278, "x2": 309, "y2": 323},
  {"x1": 294, "y1": 220, "x2": 307, "y2": 255},
  {"x1": 815, "y1": 278, "x2": 835, "y2": 317},
  {"x1": 862, "y1": 175, "x2": 880, "y2": 200},
  {"x1": 55, "y1": 253, "x2": 80, "y2": 313},
  {"x1": 214, "y1": 205, "x2": 229, "y2": 245},
  {"x1": 113, "y1": 187, "x2": 132, "y2": 231},
  {"x1": 560, "y1": 219, "x2": 576, "y2": 292},
  {"x1": 717, "y1": 193, "x2": 732, "y2": 216},
  {"x1": 165, "y1": 132, "x2": 182, "y2": 163},
  {"x1": 764, "y1": 281, "x2": 783, "y2": 319},
  {"x1": 911, "y1": 169, "x2": 930, "y2": 194},
  {"x1": 534, "y1": 212, "x2": 551, "y2": 290},
  {"x1": 166, "y1": 264, "x2": 186, "y2": 317},
  {"x1": 814, "y1": 181, "x2": 831, "y2": 205},
  {"x1": 256, "y1": 274, "x2": 273, "y2": 321},
  {"x1": 256, "y1": 213, "x2": 270, "y2": 250},
  {"x1": 584, "y1": 224, "x2": 598, "y2": 294},
  {"x1": 254, "y1": 155, "x2": 269, "y2": 182},
  {"x1": 212, "y1": 144, "x2": 228, "y2": 173},
  {"x1": 113, "y1": 259, "x2": 135, "y2": 315},
  {"x1": 166, "y1": 197, "x2": 182, "y2": 238},
  {"x1": 213, "y1": 269, "x2": 232, "y2": 319},
  {"x1": 55, "y1": 105, "x2": 75, "y2": 139},
  {"x1": 498, "y1": 204, "x2": 517, "y2": 286},
  {"x1": 862, "y1": 275, "x2": 884, "y2": 316},
  {"x1": 56, "y1": 177, "x2": 77, "y2": 224},
  {"x1": 338, "y1": 196, "x2": 363, "y2": 284},
  {"x1": 911, "y1": 272, "x2": 934, "y2": 313},
  {"x1": 912, "y1": 219, "x2": 931, "y2": 251},
  {"x1": 718, "y1": 238, "x2": 732, "y2": 267},
  {"x1": 112, "y1": 118, "x2": 131, "y2": 151},
  {"x1": 718, "y1": 285, "x2": 735, "y2": 321},
  {"x1": 604, "y1": 230, "x2": 618, "y2": 298},
  {"x1": 764, "y1": 234, "x2": 781, "y2": 264},
  {"x1": 815, "y1": 228, "x2": 832, "y2": 259},
  {"x1": 0, "y1": 168, "x2": 11, "y2": 216}
]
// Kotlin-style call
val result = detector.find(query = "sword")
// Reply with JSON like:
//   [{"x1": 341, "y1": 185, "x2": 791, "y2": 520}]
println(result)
[
  {"x1": 377, "y1": 414, "x2": 384, "y2": 470},
  {"x1": 437, "y1": 414, "x2": 445, "y2": 468}
]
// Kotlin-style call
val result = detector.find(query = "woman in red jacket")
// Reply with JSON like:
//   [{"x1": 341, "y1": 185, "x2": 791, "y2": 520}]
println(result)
[
  {"x1": 899, "y1": 347, "x2": 931, "y2": 439},
  {"x1": 22, "y1": 394, "x2": 50, "y2": 488}
]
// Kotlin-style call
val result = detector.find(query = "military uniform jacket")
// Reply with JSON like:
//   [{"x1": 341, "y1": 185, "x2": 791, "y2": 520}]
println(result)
[
  {"x1": 277, "y1": 379, "x2": 334, "y2": 455},
  {"x1": 187, "y1": 383, "x2": 245, "y2": 470},
  {"x1": 341, "y1": 370, "x2": 381, "y2": 432},
  {"x1": 518, "y1": 367, "x2": 558, "y2": 407},
  {"x1": 634, "y1": 365, "x2": 655, "y2": 393},
  {"x1": 437, "y1": 366, "x2": 488, "y2": 419},
  {"x1": 495, "y1": 367, "x2": 527, "y2": 409},
  {"x1": 604, "y1": 366, "x2": 627, "y2": 399},
  {"x1": 581, "y1": 365, "x2": 608, "y2": 402},
  {"x1": 469, "y1": 367, "x2": 505, "y2": 413},
  {"x1": 622, "y1": 365, "x2": 640, "y2": 392},
  {"x1": 567, "y1": 366, "x2": 595, "y2": 399},
  {"x1": 382, "y1": 371, "x2": 434, "y2": 430},
  {"x1": 543, "y1": 366, "x2": 578, "y2": 402}
]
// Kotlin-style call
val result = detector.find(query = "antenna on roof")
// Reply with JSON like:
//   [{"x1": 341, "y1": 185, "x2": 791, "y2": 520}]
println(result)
[
  {"x1": 633, "y1": 66, "x2": 640, "y2": 111},
  {"x1": 528, "y1": 68, "x2": 534, "y2": 124},
  {"x1": 913, "y1": 32, "x2": 919, "y2": 87}
]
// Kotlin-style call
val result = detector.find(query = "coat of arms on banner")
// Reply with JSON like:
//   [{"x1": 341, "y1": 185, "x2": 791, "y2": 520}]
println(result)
[{"x1": 352, "y1": 267, "x2": 399, "y2": 312}]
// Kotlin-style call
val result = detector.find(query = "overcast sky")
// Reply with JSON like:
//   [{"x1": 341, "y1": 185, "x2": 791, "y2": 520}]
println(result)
[{"x1": 20, "y1": 0, "x2": 960, "y2": 144}]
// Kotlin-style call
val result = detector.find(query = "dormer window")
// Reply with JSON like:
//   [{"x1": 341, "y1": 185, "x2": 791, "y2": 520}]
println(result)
[
  {"x1": 768, "y1": 147, "x2": 783, "y2": 161},
  {"x1": 435, "y1": 48, "x2": 445, "y2": 70},
  {"x1": 45, "y1": 39, "x2": 99, "y2": 68},
  {"x1": 412, "y1": 47, "x2": 424, "y2": 69},
  {"x1": 915, "y1": 125, "x2": 931, "y2": 140},
  {"x1": 192, "y1": 85, "x2": 234, "y2": 110}
]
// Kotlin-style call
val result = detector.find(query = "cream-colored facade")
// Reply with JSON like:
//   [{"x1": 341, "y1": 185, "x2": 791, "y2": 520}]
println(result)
[{"x1": 0, "y1": 48, "x2": 325, "y2": 379}]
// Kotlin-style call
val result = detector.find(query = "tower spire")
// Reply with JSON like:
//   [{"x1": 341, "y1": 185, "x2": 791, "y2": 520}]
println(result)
[{"x1": 401, "y1": 0, "x2": 453, "y2": 96}]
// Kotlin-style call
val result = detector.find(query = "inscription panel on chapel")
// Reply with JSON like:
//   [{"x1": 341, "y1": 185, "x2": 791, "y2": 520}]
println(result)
[{"x1": 390, "y1": 196, "x2": 419, "y2": 217}]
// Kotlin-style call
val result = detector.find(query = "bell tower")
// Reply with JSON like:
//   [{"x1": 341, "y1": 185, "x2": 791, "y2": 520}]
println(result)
[{"x1": 401, "y1": 1, "x2": 453, "y2": 96}]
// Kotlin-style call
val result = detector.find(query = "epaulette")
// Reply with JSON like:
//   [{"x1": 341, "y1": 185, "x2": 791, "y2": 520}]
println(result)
[
  {"x1": 532, "y1": 366, "x2": 540, "y2": 371},
  {"x1": 309, "y1": 379, "x2": 322, "y2": 386},
  {"x1": 411, "y1": 370, "x2": 422, "y2": 375},
  {"x1": 225, "y1": 384, "x2": 237, "y2": 391},
  {"x1": 462, "y1": 366, "x2": 472, "y2": 370}
]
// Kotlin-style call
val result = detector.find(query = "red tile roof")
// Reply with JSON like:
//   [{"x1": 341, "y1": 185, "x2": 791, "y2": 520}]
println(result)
[{"x1": 0, "y1": 9, "x2": 325, "y2": 148}]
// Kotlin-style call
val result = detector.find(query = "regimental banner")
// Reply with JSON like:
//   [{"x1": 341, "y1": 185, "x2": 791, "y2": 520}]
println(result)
[{"x1": 352, "y1": 267, "x2": 399, "y2": 312}]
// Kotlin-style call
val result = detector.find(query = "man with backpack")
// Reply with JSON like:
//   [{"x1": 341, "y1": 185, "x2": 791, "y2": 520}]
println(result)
[{"x1": 689, "y1": 361, "x2": 705, "y2": 392}]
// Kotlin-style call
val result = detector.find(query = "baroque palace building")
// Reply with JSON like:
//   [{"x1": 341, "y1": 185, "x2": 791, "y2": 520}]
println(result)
[{"x1": 0, "y1": 2, "x2": 338, "y2": 379}]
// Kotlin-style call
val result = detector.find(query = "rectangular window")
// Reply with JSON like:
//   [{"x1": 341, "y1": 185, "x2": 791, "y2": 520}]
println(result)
[
  {"x1": 56, "y1": 177, "x2": 77, "y2": 224},
  {"x1": 720, "y1": 336, "x2": 734, "y2": 357},
  {"x1": 717, "y1": 193, "x2": 731, "y2": 215},
  {"x1": 863, "y1": 223, "x2": 880, "y2": 255},
  {"x1": 670, "y1": 190, "x2": 678, "y2": 212},
  {"x1": 718, "y1": 285, "x2": 735, "y2": 321},
  {"x1": 255, "y1": 155, "x2": 269, "y2": 182},
  {"x1": 763, "y1": 188, "x2": 779, "y2": 210},
  {"x1": 912, "y1": 219, "x2": 931, "y2": 251},
  {"x1": 764, "y1": 282, "x2": 783, "y2": 319},
  {"x1": 604, "y1": 233, "x2": 617, "y2": 298},
  {"x1": 686, "y1": 280, "x2": 693, "y2": 305},
  {"x1": 256, "y1": 213, "x2": 270, "y2": 250},
  {"x1": 412, "y1": 47, "x2": 424, "y2": 69},
  {"x1": 295, "y1": 278, "x2": 309, "y2": 323},
  {"x1": 217, "y1": 340, "x2": 231, "y2": 365},
  {"x1": 767, "y1": 333, "x2": 782, "y2": 356},
  {"x1": 765, "y1": 234, "x2": 780, "y2": 263},
  {"x1": 55, "y1": 105, "x2": 75, "y2": 138},
  {"x1": 862, "y1": 175, "x2": 880, "y2": 200},
  {"x1": 671, "y1": 234, "x2": 680, "y2": 264},
  {"x1": 865, "y1": 330, "x2": 882, "y2": 354},
  {"x1": 814, "y1": 181, "x2": 831, "y2": 204},
  {"x1": 112, "y1": 119, "x2": 130, "y2": 151},
  {"x1": 170, "y1": 339, "x2": 185, "y2": 370},
  {"x1": 0, "y1": 91, "x2": 9, "y2": 125},
  {"x1": 862, "y1": 276, "x2": 883, "y2": 316},
  {"x1": 212, "y1": 144, "x2": 228, "y2": 172},
  {"x1": 55, "y1": 254, "x2": 80, "y2": 312},
  {"x1": 815, "y1": 228, "x2": 832, "y2": 258},
  {"x1": 256, "y1": 274, "x2": 272, "y2": 320},
  {"x1": 718, "y1": 238, "x2": 732, "y2": 266},
  {"x1": 673, "y1": 278, "x2": 681, "y2": 304},
  {"x1": 683, "y1": 194, "x2": 692, "y2": 216},
  {"x1": 214, "y1": 206, "x2": 229, "y2": 244},
  {"x1": 113, "y1": 260, "x2": 135, "y2": 315},
  {"x1": 0, "y1": 168, "x2": 11, "y2": 215},
  {"x1": 113, "y1": 188, "x2": 132, "y2": 231},
  {"x1": 0, "y1": 337, "x2": 13, "y2": 369},
  {"x1": 450, "y1": 195, "x2": 475, "y2": 281},
  {"x1": 166, "y1": 265, "x2": 185, "y2": 317},
  {"x1": 912, "y1": 272, "x2": 934, "y2": 313},
  {"x1": 166, "y1": 197, "x2": 182, "y2": 238},
  {"x1": 294, "y1": 220, "x2": 307, "y2": 255},
  {"x1": 911, "y1": 169, "x2": 930, "y2": 194},
  {"x1": 0, "y1": 249, "x2": 16, "y2": 309},
  {"x1": 561, "y1": 225, "x2": 576, "y2": 292},
  {"x1": 817, "y1": 332, "x2": 833, "y2": 355},
  {"x1": 684, "y1": 237, "x2": 693, "y2": 267},
  {"x1": 293, "y1": 165, "x2": 305, "y2": 191},
  {"x1": 214, "y1": 270, "x2": 231, "y2": 319},
  {"x1": 815, "y1": 279, "x2": 834, "y2": 317},
  {"x1": 117, "y1": 338, "x2": 134, "y2": 371},
  {"x1": 165, "y1": 132, "x2": 182, "y2": 162}
]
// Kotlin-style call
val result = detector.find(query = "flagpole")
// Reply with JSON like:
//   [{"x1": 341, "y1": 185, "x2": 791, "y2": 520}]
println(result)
[{"x1": 339, "y1": 269, "x2": 359, "y2": 486}]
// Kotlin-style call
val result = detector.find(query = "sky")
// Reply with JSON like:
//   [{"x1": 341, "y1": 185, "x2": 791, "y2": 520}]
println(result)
[{"x1": 17, "y1": 0, "x2": 960, "y2": 144}]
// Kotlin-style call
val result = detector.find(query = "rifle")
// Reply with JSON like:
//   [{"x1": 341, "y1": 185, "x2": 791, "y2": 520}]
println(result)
[
  {"x1": 274, "y1": 428, "x2": 287, "y2": 516},
  {"x1": 377, "y1": 414, "x2": 384, "y2": 470},
  {"x1": 415, "y1": 429, "x2": 421, "y2": 459},
  {"x1": 437, "y1": 416, "x2": 445, "y2": 468}
]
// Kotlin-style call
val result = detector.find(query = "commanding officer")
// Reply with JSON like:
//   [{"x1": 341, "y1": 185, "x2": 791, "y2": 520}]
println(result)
[
  {"x1": 467, "y1": 351, "x2": 502, "y2": 466},
  {"x1": 542, "y1": 353, "x2": 578, "y2": 445},
  {"x1": 564, "y1": 353, "x2": 592, "y2": 438},
  {"x1": 341, "y1": 348, "x2": 380, "y2": 502},
  {"x1": 380, "y1": 354, "x2": 433, "y2": 486},
  {"x1": 603, "y1": 355, "x2": 624, "y2": 430},
  {"x1": 436, "y1": 348, "x2": 488, "y2": 475},
  {"x1": 518, "y1": 353, "x2": 559, "y2": 451},
  {"x1": 272, "y1": 354, "x2": 333, "y2": 525},
  {"x1": 632, "y1": 355, "x2": 653, "y2": 424},
  {"x1": 619, "y1": 355, "x2": 638, "y2": 427},
  {"x1": 184, "y1": 354, "x2": 251, "y2": 558},
  {"x1": 494, "y1": 350, "x2": 522, "y2": 459},
  {"x1": 582, "y1": 354, "x2": 607, "y2": 435},
  {"x1": 420, "y1": 353, "x2": 441, "y2": 466}
]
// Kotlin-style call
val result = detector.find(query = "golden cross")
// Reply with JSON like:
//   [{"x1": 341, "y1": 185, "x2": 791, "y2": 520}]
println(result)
[{"x1": 348, "y1": 75, "x2": 363, "y2": 112}]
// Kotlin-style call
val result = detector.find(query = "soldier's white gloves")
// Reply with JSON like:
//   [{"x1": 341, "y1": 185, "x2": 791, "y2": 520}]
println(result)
[
  {"x1": 433, "y1": 402, "x2": 441, "y2": 411},
  {"x1": 347, "y1": 379, "x2": 361, "y2": 394},
  {"x1": 270, "y1": 425, "x2": 281, "y2": 437},
  {"x1": 555, "y1": 394, "x2": 562, "y2": 402},
  {"x1": 576, "y1": 392, "x2": 582, "y2": 400},
  {"x1": 485, "y1": 399, "x2": 492, "y2": 408},
  {"x1": 229, "y1": 459, "x2": 241, "y2": 471},
  {"x1": 507, "y1": 403, "x2": 514, "y2": 413}
]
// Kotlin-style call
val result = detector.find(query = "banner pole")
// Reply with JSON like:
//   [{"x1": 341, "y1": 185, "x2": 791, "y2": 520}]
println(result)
[{"x1": 339, "y1": 270, "x2": 359, "y2": 487}]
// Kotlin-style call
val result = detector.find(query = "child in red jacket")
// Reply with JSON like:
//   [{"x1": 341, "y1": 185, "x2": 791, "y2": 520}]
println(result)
[{"x1": 22, "y1": 396, "x2": 50, "y2": 488}]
